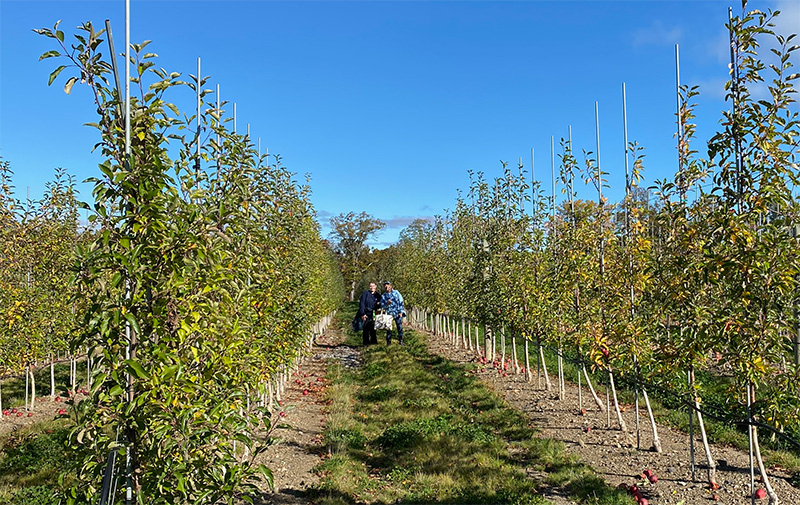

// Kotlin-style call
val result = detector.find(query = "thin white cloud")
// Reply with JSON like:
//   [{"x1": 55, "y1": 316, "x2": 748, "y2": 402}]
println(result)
[
  {"x1": 383, "y1": 215, "x2": 435, "y2": 230},
  {"x1": 707, "y1": 29, "x2": 731, "y2": 65},
  {"x1": 772, "y1": 0, "x2": 800, "y2": 45},
  {"x1": 691, "y1": 76, "x2": 730, "y2": 100},
  {"x1": 632, "y1": 21, "x2": 682, "y2": 48}
]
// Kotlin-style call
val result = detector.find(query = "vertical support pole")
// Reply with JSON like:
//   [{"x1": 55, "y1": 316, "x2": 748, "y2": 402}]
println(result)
[
  {"x1": 124, "y1": 1, "x2": 133, "y2": 503},
  {"x1": 216, "y1": 84, "x2": 221, "y2": 175},
  {"x1": 195, "y1": 57, "x2": 201, "y2": 182},
  {"x1": 675, "y1": 44, "x2": 684, "y2": 202},
  {"x1": 623, "y1": 82, "x2": 640, "y2": 449}
]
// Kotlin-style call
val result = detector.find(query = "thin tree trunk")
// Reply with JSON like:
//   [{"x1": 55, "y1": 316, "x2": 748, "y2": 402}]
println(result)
[
  {"x1": 608, "y1": 370, "x2": 627, "y2": 431},
  {"x1": 690, "y1": 367, "x2": 716, "y2": 485},
  {"x1": 538, "y1": 342, "x2": 552, "y2": 391},
  {"x1": 491, "y1": 327, "x2": 496, "y2": 362},
  {"x1": 557, "y1": 346, "x2": 564, "y2": 400},
  {"x1": 50, "y1": 355, "x2": 56, "y2": 397},
  {"x1": 583, "y1": 365, "x2": 605, "y2": 411},
  {"x1": 500, "y1": 327, "x2": 506, "y2": 368},
  {"x1": 512, "y1": 334, "x2": 519, "y2": 374},
  {"x1": 642, "y1": 385, "x2": 662, "y2": 452},
  {"x1": 267, "y1": 381, "x2": 275, "y2": 412},
  {"x1": 31, "y1": 365, "x2": 36, "y2": 409},
  {"x1": 484, "y1": 325, "x2": 493, "y2": 361},
  {"x1": 751, "y1": 384, "x2": 778, "y2": 504},
  {"x1": 524, "y1": 338, "x2": 532, "y2": 382}
]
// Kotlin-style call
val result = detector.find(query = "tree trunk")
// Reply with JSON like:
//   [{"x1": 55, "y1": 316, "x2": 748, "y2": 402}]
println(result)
[
  {"x1": 751, "y1": 384, "x2": 778, "y2": 504},
  {"x1": 50, "y1": 355, "x2": 56, "y2": 398},
  {"x1": 524, "y1": 338, "x2": 532, "y2": 382},
  {"x1": 583, "y1": 365, "x2": 605, "y2": 412},
  {"x1": 608, "y1": 370, "x2": 627, "y2": 431},
  {"x1": 538, "y1": 342, "x2": 552, "y2": 391},
  {"x1": 690, "y1": 367, "x2": 716, "y2": 486},
  {"x1": 641, "y1": 385, "x2": 662, "y2": 452},
  {"x1": 500, "y1": 327, "x2": 506, "y2": 368},
  {"x1": 484, "y1": 325, "x2": 493, "y2": 361},
  {"x1": 32, "y1": 365, "x2": 36, "y2": 410},
  {"x1": 511, "y1": 335, "x2": 519, "y2": 374},
  {"x1": 557, "y1": 346, "x2": 564, "y2": 400},
  {"x1": 87, "y1": 351, "x2": 92, "y2": 389}
]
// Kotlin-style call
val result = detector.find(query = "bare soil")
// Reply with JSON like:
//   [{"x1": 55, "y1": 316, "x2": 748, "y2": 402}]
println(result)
[
  {"x1": 255, "y1": 326, "x2": 359, "y2": 505},
  {"x1": 0, "y1": 391, "x2": 82, "y2": 437},
  {"x1": 10, "y1": 322, "x2": 796, "y2": 505},
  {"x1": 423, "y1": 328, "x2": 800, "y2": 505}
]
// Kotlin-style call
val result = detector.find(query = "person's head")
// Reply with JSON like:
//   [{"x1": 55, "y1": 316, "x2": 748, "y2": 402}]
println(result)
[
  {"x1": 383, "y1": 281, "x2": 392, "y2": 292},
  {"x1": 368, "y1": 282, "x2": 377, "y2": 293}
]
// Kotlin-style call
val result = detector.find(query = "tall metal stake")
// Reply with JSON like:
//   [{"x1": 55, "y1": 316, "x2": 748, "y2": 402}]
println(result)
[
  {"x1": 551, "y1": 136, "x2": 564, "y2": 400},
  {"x1": 195, "y1": 57, "x2": 201, "y2": 182},
  {"x1": 729, "y1": 7, "x2": 753, "y2": 500},
  {"x1": 623, "y1": 83, "x2": 640, "y2": 450},
  {"x1": 104, "y1": 20, "x2": 123, "y2": 118},
  {"x1": 676, "y1": 44, "x2": 685, "y2": 202},
  {"x1": 124, "y1": 1, "x2": 133, "y2": 503},
  {"x1": 676, "y1": 43, "x2": 697, "y2": 481},
  {"x1": 216, "y1": 84, "x2": 221, "y2": 176}
]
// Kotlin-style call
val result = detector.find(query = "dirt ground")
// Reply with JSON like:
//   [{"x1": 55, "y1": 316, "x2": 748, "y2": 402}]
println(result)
[
  {"x1": 254, "y1": 326, "x2": 359, "y2": 505},
  {"x1": 0, "y1": 390, "x2": 83, "y2": 437},
  {"x1": 7, "y1": 322, "x2": 798, "y2": 505},
  {"x1": 424, "y1": 328, "x2": 800, "y2": 505}
]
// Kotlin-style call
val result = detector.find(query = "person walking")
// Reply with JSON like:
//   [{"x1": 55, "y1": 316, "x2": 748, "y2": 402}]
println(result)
[
  {"x1": 357, "y1": 282, "x2": 381, "y2": 345},
  {"x1": 380, "y1": 281, "x2": 406, "y2": 345}
]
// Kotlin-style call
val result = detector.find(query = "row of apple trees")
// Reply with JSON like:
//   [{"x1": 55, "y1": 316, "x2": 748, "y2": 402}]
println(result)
[
  {"x1": 36, "y1": 21, "x2": 343, "y2": 505},
  {"x1": 0, "y1": 162, "x2": 89, "y2": 406},
  {"x1": 385, "y1": 4, "x2": 798, "y2": 503}
]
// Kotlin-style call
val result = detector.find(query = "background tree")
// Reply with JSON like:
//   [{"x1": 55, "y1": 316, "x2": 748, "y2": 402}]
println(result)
[{"x1": 329, "y1": 211, "x2": 385, "y2": 301}]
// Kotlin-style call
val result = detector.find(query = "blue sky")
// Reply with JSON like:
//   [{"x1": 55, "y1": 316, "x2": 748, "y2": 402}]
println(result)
[{"x1": 1, "y1": 0, "x2": 798, "y2": 247}]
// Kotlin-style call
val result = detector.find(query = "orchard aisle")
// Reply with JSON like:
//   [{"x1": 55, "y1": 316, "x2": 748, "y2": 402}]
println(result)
[
  {"x1": 255, "y1": 325, "x2": 361, "y2": 505},
  {"x1": 423, "y1": 329, "x2": 800, "y2": 505}
]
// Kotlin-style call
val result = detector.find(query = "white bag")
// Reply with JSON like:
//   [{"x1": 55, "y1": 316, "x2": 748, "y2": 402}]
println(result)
[{"x1": 375, "y1": 313, "x2": 394, "y2": 330}]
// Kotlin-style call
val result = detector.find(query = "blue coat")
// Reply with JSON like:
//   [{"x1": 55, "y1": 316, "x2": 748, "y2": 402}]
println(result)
[{"x1": 358, "y1": 290, "x2": 381, "y2": 318}]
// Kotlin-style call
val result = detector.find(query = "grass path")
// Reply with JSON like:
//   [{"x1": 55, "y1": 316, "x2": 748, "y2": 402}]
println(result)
[{"x1": 313, "y1": 307, "x2": 629, "y2": 505}]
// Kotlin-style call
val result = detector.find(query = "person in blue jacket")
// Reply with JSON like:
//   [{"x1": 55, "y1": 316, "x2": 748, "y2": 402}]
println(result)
[
  {"x1": 380, "y1": 281, "x2": 406, "y2": 345},
  {"x1": 357, "y1": 282, "x2": 381, "y2": 345}
]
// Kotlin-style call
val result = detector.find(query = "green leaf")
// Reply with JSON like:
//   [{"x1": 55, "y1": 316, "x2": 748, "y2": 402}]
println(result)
[
  {"x1": 48, "y1": 65, "x2": 66, "y2": 86},
  {"x1": 123, "y1": 312, "x2": 140, "y2": 335},
  {"x1": 64, "y1": 76, "x2": 78, "y2": 94},
  {"x1": 39, "y1": 50, "x2": 61, "y2": 61},
  {"x1": 125, "y1": 359, "x2": 150, "y2": 380},
  {"x1": 258, "y1": 464, "x2": 274, "y2": 490}
]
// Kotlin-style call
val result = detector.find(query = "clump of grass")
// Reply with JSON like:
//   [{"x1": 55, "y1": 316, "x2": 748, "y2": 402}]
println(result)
[
  {"x1": 313, "y1": 317, "x2": 628, "y2": 505},
  {"x1": 0, "y1": 421, "x2": 72, "y2": 504}
]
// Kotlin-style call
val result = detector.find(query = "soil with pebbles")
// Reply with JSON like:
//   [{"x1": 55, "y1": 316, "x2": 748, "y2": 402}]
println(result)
[
  {"x1": 254, "y1": 326, "x2": 359, "y2": 505},
  {"x1": 250, "y1": 319, "x2": 800, "y2": 505},
  {"x1": 423, "y1": 327, "x2": 800, "y2": 505}
]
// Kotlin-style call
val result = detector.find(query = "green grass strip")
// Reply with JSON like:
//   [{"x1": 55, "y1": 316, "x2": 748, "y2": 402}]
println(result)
[{"x1": 314, "y1": 308, "x2": 631, "y2": 504}]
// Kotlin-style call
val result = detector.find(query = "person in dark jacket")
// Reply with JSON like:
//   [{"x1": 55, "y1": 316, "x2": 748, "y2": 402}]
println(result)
[{"x1": 357, "y1": 282, "x2": 381, "y2": 345}]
